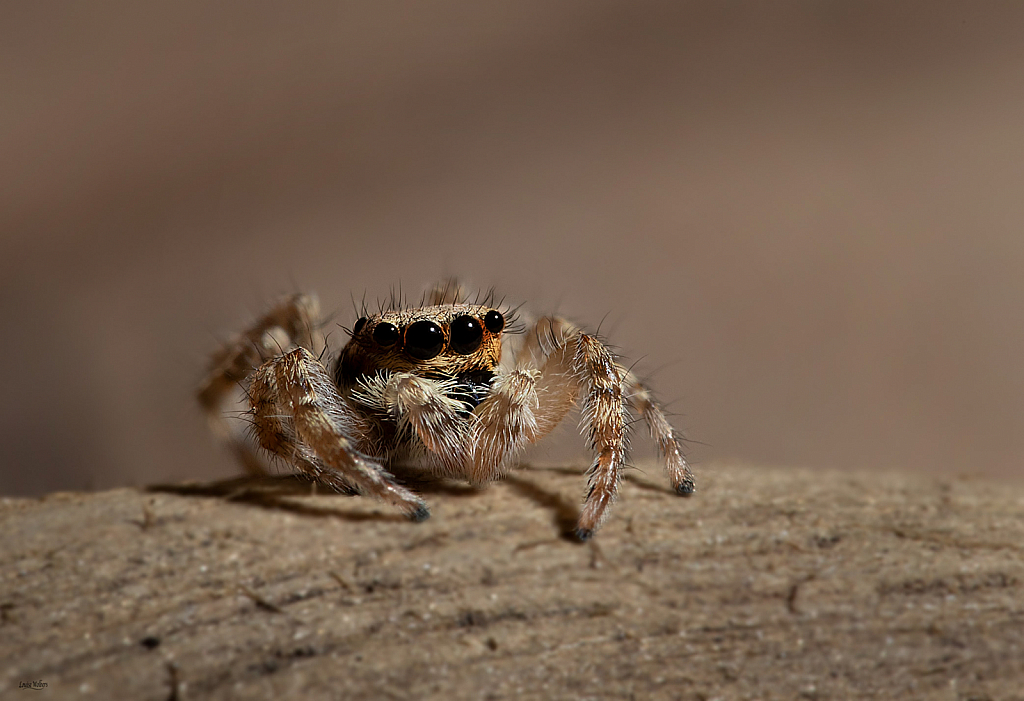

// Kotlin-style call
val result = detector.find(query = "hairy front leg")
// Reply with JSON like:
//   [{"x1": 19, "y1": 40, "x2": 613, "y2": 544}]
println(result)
[{"x1": 255, "y1": 348, "x2": 429, "y2": 520}]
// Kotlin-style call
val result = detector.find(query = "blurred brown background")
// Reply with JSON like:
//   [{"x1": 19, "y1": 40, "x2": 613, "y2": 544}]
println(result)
[{"x1": 2, "y1": 1, "x2": 1023, "y2": 496}]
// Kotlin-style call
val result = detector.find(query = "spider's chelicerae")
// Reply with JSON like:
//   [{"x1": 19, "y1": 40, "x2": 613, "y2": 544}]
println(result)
[{"x1": 199, "y1": 280, "x2": 694, "y2": 539}]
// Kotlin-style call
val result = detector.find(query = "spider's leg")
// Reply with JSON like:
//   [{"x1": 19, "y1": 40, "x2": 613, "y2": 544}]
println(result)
[
  {"x1": 259, "y1": 347, "x2": 429, "y2": 520},
  {"x1": 249, "y1": 361, "x2": 325, "y2": 477},
  {"x1": 488, "y1": 315, "x2": 630, "y2": 539},
  {"x1": 621, "y1": 370, "x2": 695, "y2": 496},
  {"x1": 425, "y1": 277, "x2": 468, "y2": 306},
  {"x1": 571, "y1": 333, "x2": 629, "y2": 541},
  {"x1": 513, "y1": 315, "x2": 578, "y2": 367},
  {"x1": 198, "y1": 293, "x2": 324, "y2": 475}
]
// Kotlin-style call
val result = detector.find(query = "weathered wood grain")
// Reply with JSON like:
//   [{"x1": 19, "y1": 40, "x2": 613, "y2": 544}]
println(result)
[{"x1": 2, "y1": 463, "x2": 1023, "y2": 700}]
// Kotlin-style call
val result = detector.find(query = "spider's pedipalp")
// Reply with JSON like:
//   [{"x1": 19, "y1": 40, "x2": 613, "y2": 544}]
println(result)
[
  {"x1": 469, "y1": 368, "x2": 542, "y2": 482},
  {"x1": 382, "y1": 373, "x2": 469, "y2": 476}
]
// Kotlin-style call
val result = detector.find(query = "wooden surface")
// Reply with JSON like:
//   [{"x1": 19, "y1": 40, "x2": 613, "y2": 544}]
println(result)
[{"x1": 2, "y1": 463, "x2": 1023, "y2": 700}]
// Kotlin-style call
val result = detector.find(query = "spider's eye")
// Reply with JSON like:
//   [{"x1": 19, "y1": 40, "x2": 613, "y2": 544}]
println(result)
[
  {"x1": 372, "y1": 322, "x2": 400, "y2": 347},
  {"x1": 352, "y1": 317, "x2": 367, "y2": 335},
  {"x1": 450, "y1": 315, "x2": 483, "y2": 355},
  {"x1": 405, "y1": 320, "x2": 445, "y2": 360},
  {"x1": 484, "y1": 310, "x2": 505, "y2": 333}
]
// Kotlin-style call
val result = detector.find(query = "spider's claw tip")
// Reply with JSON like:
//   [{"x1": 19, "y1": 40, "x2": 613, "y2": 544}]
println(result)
[
  {"x1": 408, "y1": 505, "x2": 431, "y2": 523},
  {"x1": 675, "y1": 479, "x2": 696, "y2": 496},
  {"x1": 574, "y1": 527, "x2": 594, "y2": 542}
]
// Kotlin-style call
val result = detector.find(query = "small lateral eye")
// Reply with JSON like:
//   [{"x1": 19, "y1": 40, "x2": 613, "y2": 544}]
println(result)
[
  {"x1": 405, "y1": 320, "x2": 445, "y2": 360},
  {"x1": 450, "y1": 315, "x2": 483, "y2": 355},
  {"x1": 372, "y1": 322, "x2": 400, "y2": 347},
  {"x1": 484, "y1": 310, "x2": 505, "y2": 333},
  {"x1": 352, "y1": 317, "x2": 367, "y2": 335}
]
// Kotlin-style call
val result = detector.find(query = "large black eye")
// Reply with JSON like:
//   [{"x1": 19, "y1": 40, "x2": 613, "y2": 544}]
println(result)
[
  {"x1": 450, "y1": 315, "x2": 483, "y2": 355},
  {"x1": 372, "y1": 322, "x2": 399, "y2": 347},
  {"x1": 352, "y1": 317, "x2": 367, "y2": 335},
  {"x1": 405, "y1": 320, "x2": 445, "y2": 360},
  {"x1": 484, "y1": 310, "x2": 505, "y2": 333}
]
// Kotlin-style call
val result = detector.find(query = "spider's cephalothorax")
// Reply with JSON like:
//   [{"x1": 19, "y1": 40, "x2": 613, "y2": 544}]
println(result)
[
  {"x1": 335, "y1": 303, "x2": 506, "y2": 407},
  {"x1": 199, "y1": 280, "x2": 694, "y2": 540}
]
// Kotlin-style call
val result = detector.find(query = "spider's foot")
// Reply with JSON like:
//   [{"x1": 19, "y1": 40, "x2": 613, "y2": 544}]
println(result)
[
  {"x1": 675, "y1": 477, "x2": 696, "y2": 496},
  {"x1": 408, "y1": 504, "x2": 431, "y2": 523},
  {"x1": 574, "y1": 527, "x2": 594, "y2": 542}
]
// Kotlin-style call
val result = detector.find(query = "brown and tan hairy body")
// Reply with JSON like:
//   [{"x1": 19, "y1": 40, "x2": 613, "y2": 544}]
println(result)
[{"x1": 199, "y1": 280, "x2": 694, "y2": 539}]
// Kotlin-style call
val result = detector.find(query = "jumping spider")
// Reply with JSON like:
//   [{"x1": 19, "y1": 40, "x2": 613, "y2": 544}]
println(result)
[{"x1": 199, "y1": 280, "x2": 694, "y2": 539}]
